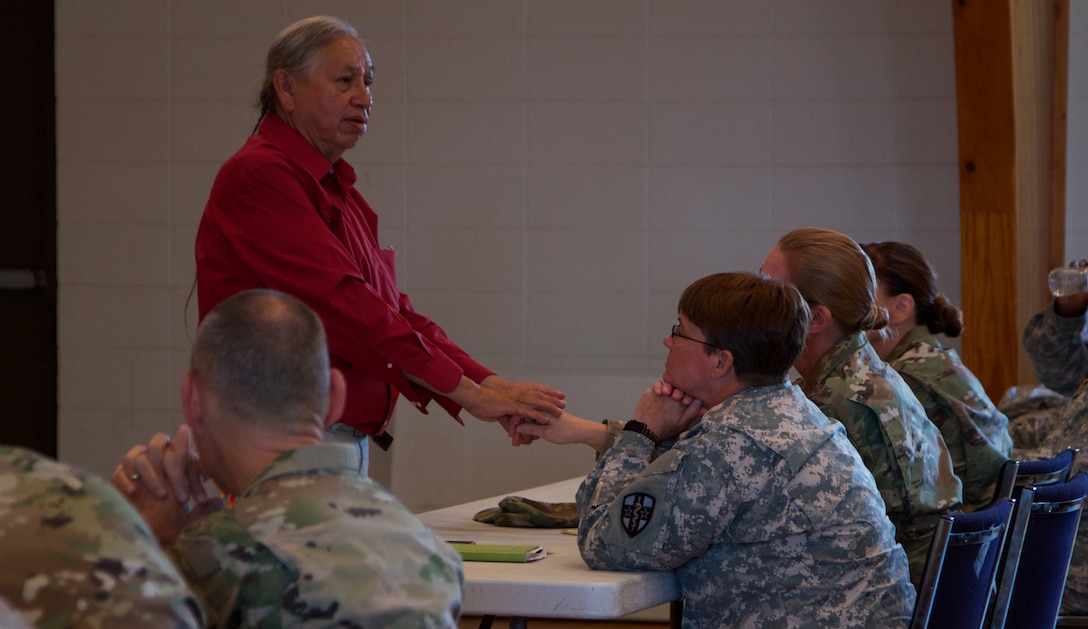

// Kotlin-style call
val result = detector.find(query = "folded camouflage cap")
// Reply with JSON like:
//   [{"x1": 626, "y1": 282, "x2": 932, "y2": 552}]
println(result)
[{"x1": 473, "y1": 496, "x2": 579, "y2": 528}]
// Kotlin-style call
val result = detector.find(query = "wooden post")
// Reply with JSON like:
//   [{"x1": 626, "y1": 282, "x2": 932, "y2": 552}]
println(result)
[{"x1": 951, "y1": 0, "x2": 1068, "y2": 399}]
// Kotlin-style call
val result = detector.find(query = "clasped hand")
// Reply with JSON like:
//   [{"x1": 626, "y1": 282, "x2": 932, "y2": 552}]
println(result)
[
  {"x1": 633, "y1": 380, "x2": 705, "y2": 443},
  {"x1": 513, "y1": 380, "x2": 706, "y2": 450},
  {"x1": 110, "y1": 425, "x2": 223, "y2": 545},
  {"x1": 467, "y1": 376, "x2": 567, "y2": 446}
]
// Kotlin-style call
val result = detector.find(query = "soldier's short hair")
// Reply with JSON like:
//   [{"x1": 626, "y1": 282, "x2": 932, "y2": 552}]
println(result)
[
  {"x1": 679, "y1": 272, "x2": 809, "y2": 386},
  {"x1": 191, "y1": 289, "x2": 329, "y2": 425}
]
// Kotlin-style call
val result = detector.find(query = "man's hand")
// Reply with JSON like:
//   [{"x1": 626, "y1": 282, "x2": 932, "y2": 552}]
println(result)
[
  {"x1": 110, "y1": 425, "x2": 222, "y2": 545},
  {"x1": 479, "y1": 376, "x2": 566, "y2": 419},
  {"x1": 404, "y1": 373, "x2": 566, "y2": 434},
  {"x1": 454, "y1": 376, "x2": 566, "y2": 426},
  {"x1": 1056, "y1": 260, "x2": 1088, "y2": 317},
  {"x1": 113, "y1": 425, "x2": 208, "y2": 505}
]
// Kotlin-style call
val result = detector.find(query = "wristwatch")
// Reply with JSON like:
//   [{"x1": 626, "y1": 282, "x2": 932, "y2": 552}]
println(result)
[{"x1": 623, "y1": 420, "x2": 661, "y2": 447}]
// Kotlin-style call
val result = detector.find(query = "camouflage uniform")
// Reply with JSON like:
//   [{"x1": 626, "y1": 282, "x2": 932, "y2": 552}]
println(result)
[
  {"x1": 798, "y1": 332, "x2": 963, "y2": 585},
  {"x1": 885, "y1": 325, "x2": 1013, "y2": 512},
  {"x1": 167, "y1": 442, "x2": 463, "y2": 628},
  {"x1": 1021, "y1": 302, "x2": 1088, "y2": 451},
  {"x1": 1019, "y1": 303, "x2": 1088, "y2": 615},
  {"x1": 0, "y1": 446, "x2": 203, "y2": 629},
  {"x1": 577, "y1": 383, "x2": 916, "y2": 628}
]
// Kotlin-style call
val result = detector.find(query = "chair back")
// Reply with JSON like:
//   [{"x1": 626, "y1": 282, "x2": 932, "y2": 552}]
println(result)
[
  {"x1": 993, "y1": 459, "x2": 1020, "y2": 502},
  {"x1": 988, "y1": 486, "x2": 1035, "y2": 629},
  {"x1": 995, "y1": 471, "x2": 1088, "y2": 629},
  {"x1": 1016, "y1": 447, "x2": 1079, "y2": 488},
  {"x1": 911, "y1": 499, "x2": 1014, "y2": 629},
  {"x1": 910, "y1": 515, "x2": 953, "y2": 629}
]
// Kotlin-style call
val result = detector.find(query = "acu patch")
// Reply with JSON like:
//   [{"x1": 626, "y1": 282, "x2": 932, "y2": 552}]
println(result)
[{"x1": 621, "y1": 492, "x2": 655, "y2": 537}]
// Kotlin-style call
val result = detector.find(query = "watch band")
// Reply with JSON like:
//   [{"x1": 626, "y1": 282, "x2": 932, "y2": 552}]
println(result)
[{"x1": 622, "y1": 420, "x2": 661, "y2": 447}]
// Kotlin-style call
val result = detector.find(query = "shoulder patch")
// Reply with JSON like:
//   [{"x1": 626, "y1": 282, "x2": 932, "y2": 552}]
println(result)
[{"x1": 621, "y1": 492, "x2": 655, "y2": 537}]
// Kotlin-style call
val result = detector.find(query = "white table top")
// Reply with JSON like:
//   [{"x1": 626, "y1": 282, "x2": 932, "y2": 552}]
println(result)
[{"x1": 417, "y1": 477, "x2": 680, "y2": 620}]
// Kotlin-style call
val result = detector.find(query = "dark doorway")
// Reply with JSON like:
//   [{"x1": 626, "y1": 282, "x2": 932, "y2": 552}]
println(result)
[{"x1": 0, "y1": 3, "x2": 57, "y2": 456}]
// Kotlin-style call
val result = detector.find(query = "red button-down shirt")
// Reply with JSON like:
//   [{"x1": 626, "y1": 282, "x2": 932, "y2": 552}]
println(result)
[{"x1": 195, "y1": 113, "x2": 492, "y2": 435}]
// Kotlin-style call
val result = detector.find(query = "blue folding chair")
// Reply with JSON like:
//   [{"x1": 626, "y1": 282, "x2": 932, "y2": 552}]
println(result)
[
  {"x1": 1016, "y1": 447, "x2": 1079, "y2": 487},
  {"x1": 993, "y1": 459, "x2": 1021, "y2": 502},
  {"x1": 990, "y1": 471, "x2": 1088, "y2": 629},
  {"x1": 911, "y1": 498, "x2": 1013, "y2": 629},
  {"x1": 911, "y1": 515, "x2": 952, "y2": 629},
  {"x1": 988, "y1": 486, "x2": 1035, "y2": 629}
]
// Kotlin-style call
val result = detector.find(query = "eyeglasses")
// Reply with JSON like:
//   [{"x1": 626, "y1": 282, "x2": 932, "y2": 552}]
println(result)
[{"x1": 670, "y1": 323, "x2": 721, "y2": 349}]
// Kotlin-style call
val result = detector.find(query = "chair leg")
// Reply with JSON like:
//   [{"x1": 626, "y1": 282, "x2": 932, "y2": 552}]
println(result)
[{"x1": 669, "y1": 599, "x2": 684, "y2": 629}]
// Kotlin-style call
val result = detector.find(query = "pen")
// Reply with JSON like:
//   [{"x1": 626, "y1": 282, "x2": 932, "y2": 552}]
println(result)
[{"x1": 447, "y1": 540, "x2": 476, "y2": 545}]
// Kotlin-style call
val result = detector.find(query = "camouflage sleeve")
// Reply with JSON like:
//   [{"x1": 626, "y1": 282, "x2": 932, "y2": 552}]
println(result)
[
  {"x1": 594, "y1": 419, "x2": 625, "y2": 460},
  {"x1": 576, "y1": 429, "x2": 737, "y2": 572},
  {"x1": 0, "y1": 447, "x2": 204, "y2": 629},
  {"x1": 167, "y1": 516, "x2": 261, "y2": 627},
  {"x1": 1023, "y1": 303, "x2": 1088, "y2": 395},
  {"x1": 169, "y1": 473, "x2": 464, "y2": 629}
]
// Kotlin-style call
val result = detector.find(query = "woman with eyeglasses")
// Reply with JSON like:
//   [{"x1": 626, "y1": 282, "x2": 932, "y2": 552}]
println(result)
[
  {"x1": 760, "y1": 227, "x2": 962, "y2": 587},
  {"x1": 862, "y1": 240, "x2": 1012, "y2": 513}
]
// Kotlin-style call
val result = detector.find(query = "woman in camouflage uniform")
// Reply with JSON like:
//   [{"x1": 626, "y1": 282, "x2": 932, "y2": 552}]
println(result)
[
  {"x1": 760, "y1": 227, "x2": 962, "y2": 586},
  {"x1": 520, "y1": 273, "x2": 916, "y2": 627},
  {"x1": 862, "y1": 241, "x2": 1012, "y2": 512}
]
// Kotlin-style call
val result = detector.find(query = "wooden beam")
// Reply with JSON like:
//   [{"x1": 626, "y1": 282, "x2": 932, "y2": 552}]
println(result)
[{"x1": 951, "y1": 0, "x2": 1068, "y2": 399}]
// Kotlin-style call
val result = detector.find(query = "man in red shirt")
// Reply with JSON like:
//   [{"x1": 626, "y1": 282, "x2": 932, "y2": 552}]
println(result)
[{"x1": 195, "y1": 16, "x2": 565, "y2": 468}]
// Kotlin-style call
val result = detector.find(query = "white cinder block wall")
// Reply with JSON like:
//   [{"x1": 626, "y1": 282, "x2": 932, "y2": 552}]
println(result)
[{"x1": 55, "y1": 0, "x2": 1087, "y2": 514}]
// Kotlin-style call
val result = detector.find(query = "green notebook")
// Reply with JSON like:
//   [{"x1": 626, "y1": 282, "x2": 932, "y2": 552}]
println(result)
[{"x1": 449, "y1": 543, "x2": 547, "y2": 563}]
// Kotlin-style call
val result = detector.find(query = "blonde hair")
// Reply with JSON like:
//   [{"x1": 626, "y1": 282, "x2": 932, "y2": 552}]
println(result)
[{"x1": 777, "y1": 227, "x2": 888, "y2": 335}]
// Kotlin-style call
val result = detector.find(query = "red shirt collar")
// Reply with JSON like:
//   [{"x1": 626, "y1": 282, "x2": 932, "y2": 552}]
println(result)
[{"x1": 257, "y1": 112, "x2": 357, "y2": 188}]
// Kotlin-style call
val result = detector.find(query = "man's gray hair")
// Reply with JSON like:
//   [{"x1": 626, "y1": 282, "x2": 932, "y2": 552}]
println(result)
[{"x1": 257, "y1": 15, "x2": 360, "y2": 120}]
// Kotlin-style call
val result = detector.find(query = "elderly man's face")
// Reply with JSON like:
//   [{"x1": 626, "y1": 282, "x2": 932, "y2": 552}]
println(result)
[{"x1": 282, "y1": 36, "x2": 373, "y2": 163}]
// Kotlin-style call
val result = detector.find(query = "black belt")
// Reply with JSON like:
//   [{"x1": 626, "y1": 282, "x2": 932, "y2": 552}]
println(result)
[{"x1": 372, "y1": 430, "x2": 394, "y2": 451}]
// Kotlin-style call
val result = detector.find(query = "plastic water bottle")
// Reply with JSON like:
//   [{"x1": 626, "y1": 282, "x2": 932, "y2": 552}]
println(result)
[{"x1": 1049, "y1": 266, "x2": 1088, "y2": 297}]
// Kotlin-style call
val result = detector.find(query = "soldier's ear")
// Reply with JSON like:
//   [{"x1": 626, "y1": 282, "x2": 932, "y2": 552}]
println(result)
[
  {"x1": 807, "y1": 303, "x2": 833, "y2": 334},
  {"x1": 887, "y1": 293, "x2": 915, "y2": 326},
  {"x1": 323, "y1": 368, "x2": 346, "y2": 427},
  {"x1": 180, "y1": 372, "x2": 205, "y2": 433},
  {"x1": 709, "y1": 348, "x2": 735, "y2": 380}
]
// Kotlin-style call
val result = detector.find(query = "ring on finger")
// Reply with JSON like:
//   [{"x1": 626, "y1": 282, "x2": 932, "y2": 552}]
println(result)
[{"x1": 130, "y1": 472, "x2": 141, "y2": 481}]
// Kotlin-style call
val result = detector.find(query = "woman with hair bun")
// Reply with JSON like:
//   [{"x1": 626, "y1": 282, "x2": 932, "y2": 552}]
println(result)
[
  {"x1": 862, "y1": 241, "x2": 1012, "y2": 513},
  {"x1": 761, "y1": 228, "x2": 962, "y2": 587}
]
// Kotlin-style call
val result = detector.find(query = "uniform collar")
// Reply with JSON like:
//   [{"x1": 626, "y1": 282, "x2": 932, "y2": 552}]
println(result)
[
  {"x1": 243, "y1": 442, "x2": 366, "y2": 497},
  {"x1": 884, "y1": 325, "x2": 939, "y2": 363},
  {"x1": 800, "y1": 331, "x2": 869, "y2": 395}
]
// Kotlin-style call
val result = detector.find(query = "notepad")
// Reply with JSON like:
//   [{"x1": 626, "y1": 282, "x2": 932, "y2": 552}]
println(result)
[{"x1": 449, "y1": 543, "x2": 547, "y2": 563}]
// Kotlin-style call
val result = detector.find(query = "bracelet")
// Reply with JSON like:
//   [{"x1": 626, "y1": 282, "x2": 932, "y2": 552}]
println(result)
[{"x1": 622, "y1": 420, "x2": 661, "y2": 447}]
